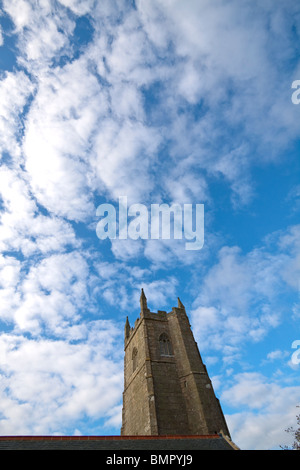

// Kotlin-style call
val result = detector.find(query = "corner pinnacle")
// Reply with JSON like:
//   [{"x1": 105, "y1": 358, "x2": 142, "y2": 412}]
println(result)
[
  {"x1": 125, "y1": 316, "x2": 130, "y2": 339},
  {"x1": 140, "y1": 288, "x2": 149, "y2": 312},
  {"x1": 177, "y1": 297, "x2": 185, "y2": 309}
]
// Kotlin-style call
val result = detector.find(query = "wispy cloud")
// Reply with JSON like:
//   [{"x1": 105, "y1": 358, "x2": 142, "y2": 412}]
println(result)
[
  {"x1": 222, "y1": 372, "x2": 300, "y2": 450},
  {"x1": 191, "y1": 224, "x2": 300, "y2": 359},
  {"x1": 0, "y1": 325, "x2": 123, "y2": 435}
]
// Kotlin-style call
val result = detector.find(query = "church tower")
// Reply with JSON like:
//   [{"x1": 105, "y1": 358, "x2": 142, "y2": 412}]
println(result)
[{"x1": 121, "y1": 290, "x2": 230, "y2": 437}]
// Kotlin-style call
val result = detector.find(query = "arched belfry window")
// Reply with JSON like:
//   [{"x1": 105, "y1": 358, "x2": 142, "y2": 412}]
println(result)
[
  {"x1": 132, "y1": 347, "x2": 138, "y2": 372},
  {"x1": 159, "y1": 333, "x2": 173, "y2": 356}
]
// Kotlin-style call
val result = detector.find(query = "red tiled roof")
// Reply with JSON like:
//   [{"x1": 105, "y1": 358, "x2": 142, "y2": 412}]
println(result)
[
  {"x1": 0, "y1": 433, "x2": 239, "y2": 450},
  {"x1": 0, "y1": 434, "x2": 219, "y2": 440}
]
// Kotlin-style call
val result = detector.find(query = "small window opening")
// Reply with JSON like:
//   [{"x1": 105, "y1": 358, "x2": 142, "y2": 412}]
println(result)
[
  {"x1": 159, "y1": 333, "x2": 173, "y2": 356},
  {"x1": 132, "y1": 347, "x2": 138, "y2": 372}
]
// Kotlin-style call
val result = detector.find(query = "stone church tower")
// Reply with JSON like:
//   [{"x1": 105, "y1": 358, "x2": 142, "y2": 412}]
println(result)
[{"x1": 121, "y1": 289, "x2": 230, "y2": 437}]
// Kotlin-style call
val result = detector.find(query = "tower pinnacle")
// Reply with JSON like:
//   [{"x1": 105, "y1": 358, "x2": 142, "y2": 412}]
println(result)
[
  {"x1": 177, "y1": 297, "x2": 185, "y2": 309},
  {"x1": 125, "y1": 316, "x2": 130, "y2": 339},
  {"x1": 140, "y1": 288, "x2": 149, "y2": 313}
]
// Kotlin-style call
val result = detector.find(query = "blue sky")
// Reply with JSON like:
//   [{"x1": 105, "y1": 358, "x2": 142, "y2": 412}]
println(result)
[{"x1": 0, "y1": 0, "x2": 299, "y2": 450}]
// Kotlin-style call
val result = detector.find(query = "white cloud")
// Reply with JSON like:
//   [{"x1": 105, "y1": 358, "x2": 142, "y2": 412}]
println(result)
[
  {"x1": 0, "y1": 326, "x2": 123, "y2": 434},
  {"x1": 0, "y1": 26, "x2": 3, "y2": 47},
  {"x1": 277, "y1": 224, "x2": 300, "y2": 291},
  {"x1": 3, "y1": 0, "x2": 299, "y2": 224},
  {"x1": 133, "y1": 278, "x2": 178, "y2": 311},
  {"x1": 0, "y1": 255, "x2": 21, "y2": 323},
  {"x1": 0, "y1": 166, "x2": 79, "y2": 256},
  {"x1": 12, "y1": 251, "x2": 93, "y2": 335},
  {"x1": 164, "y1": 171, "x2": 209, "y2": 204},
  {"x1": 191, "y1": 225, "x2": 300, "y2": 357},
  {"x1": 0, "y1": 71, "x2": 34, "y2": 159},
  {"x1": 103, "y1": 9, "x2": 161, "y2": 87},
  {"x1": 17, "y1": 14, "x2": 162, "y2": 218},
  {"x1": 3, "y1": 0, "x2": 75, "y2": 66},
  {"x1": 265, "y1": 349, "x2": 290, "y2": 362},
  {"x1": 92, "y1": 118, "x2": 161, "y2": 204},
  {"x1": 136, "y1": 0, "x2": 300, "y2": 208},
  {"x1": 222, "y1": 372, "x2": 300, "y2": 449},
  {"x1": 144, "y1": 238, "x2": 203, "y2": 268},
  {"x1": 0, "y1": 255, "x2": 20, "y2": 289},
  {"x1": 111, "y1": 238, "x2": 144, "y2": 261},
  {"x1": 5, "y1": 0, "x2": 297, "y2": 227},
  {"x1": 2, "y1": 0, "x2": 33, "y2": 32},
  {"x1": 23, "y1": 58, "x2": 101, "y2": 221},
  {"x1": 58, "y1": 0, "x2": 95, "y2": 16},
  {"x1": 93, "y1": 258, "x2": 178, "y2": 313}
]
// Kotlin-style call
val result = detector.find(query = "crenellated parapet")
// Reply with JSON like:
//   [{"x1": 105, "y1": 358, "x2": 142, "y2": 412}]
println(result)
[{"x1": 124, "y1": 289, "x2": 187, "y2": 346}]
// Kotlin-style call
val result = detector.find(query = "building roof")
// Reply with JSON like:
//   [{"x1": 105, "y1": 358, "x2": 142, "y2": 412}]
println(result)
[{"x1": 0, "y1": 434, "x2": 238, "y2": 450}]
